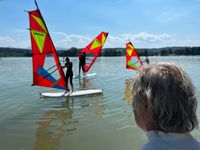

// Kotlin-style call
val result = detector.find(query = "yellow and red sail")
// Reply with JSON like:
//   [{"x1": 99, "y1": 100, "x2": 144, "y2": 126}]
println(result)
[
  {"x1": 28, "y1": 9, "x2": 66, "y2": 90},
  {"x1": 126, "y1": 42, "x2": 143, "y2": 70},
  {"x1": 78, "y1": 32, "x2": 108, "y2": 72}
]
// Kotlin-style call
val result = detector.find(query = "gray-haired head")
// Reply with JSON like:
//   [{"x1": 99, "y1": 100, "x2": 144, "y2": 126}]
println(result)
[{"x1": 132, "y1": 62, "x2": 198, "y2": 133}]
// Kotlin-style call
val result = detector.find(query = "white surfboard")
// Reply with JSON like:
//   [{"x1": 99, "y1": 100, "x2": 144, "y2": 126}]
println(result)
[
  {"x1": 73, "y1": 73, "x2": 96, "y2": 79},
  {"x1": 40, "y1": 89, "x2": 103, "y2": 97}
]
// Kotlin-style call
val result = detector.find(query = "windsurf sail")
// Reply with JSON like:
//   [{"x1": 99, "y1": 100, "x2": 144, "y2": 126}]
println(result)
[
  {"x1": 78, "y1": 32, "x2": 108, "y2": 72},
  {"x1": 126, "y1": 42, "x2": 143, "y2": 70},
  {"x1": 28, "y1": 3, "x2": 66, "y2": 90}
]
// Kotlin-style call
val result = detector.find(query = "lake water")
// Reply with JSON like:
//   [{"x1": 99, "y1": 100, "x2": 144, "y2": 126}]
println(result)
[{"x1": 0, "y1": 56, "x2": 200, "y2": 150}]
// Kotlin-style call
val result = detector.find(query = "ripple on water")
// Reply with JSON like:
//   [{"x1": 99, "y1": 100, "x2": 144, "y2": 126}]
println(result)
[{"x1": 0, "y1": 57, "x2": 200, "y2": 150}]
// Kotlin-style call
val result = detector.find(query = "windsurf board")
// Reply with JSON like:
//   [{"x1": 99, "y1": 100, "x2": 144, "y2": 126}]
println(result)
[{"x1": 41, "y1": 89, "x2": 102, "y2": 97}]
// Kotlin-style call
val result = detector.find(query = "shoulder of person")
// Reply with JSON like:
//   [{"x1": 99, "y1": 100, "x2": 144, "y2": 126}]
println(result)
[
  {"x1": 139, "y1": 144, "x2": 154, "y2": 150},
  {"x1": 194, "y1": 140, "x2": 200, "y2": 149},
  {"x1": 139, "y1": 143, "x2": 165, "y2": 150}
]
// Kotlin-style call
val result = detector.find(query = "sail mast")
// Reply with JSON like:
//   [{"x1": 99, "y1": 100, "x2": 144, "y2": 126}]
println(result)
[{"x1": 34, "y1": 0, "x2": 39, "y2": 10}]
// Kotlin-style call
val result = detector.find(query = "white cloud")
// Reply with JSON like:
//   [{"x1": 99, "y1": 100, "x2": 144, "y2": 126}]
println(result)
[
  {"x1": 101, "y1": 32, "x2": 173, "y2": 48},
  {"x1": 52, "y1": 32, "x2": 174, "y2": 48},
  {"x1": 119, "y1": 32, "x2": 171, "y2": 42},
  {"x1": 53, "y1": 32, "x2": 91, "y2": 48},
  {"x1": 0, "y1": 35, "x2": 29, "y2": 48},
  {"x1": 0, "y1": 31, "x2": 199, "y2": 49},
  {"x1": 0, "y1": 29, "x2": 30, "y2": 48},
  {"x1": 0, "y1": 36, "x2": 15, "y2": 44},
  {"x1": 105, "y1": 32, "x2": 200, "y2": 48}
]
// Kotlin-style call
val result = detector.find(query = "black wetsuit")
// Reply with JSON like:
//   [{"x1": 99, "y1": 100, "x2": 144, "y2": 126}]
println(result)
[
  {"x1": 145, "y1": 58, "x2": 149, "y2": 64},
  {"x1": 79, "y1": 54, "x2": 86, "y2": 74},
  {"x1": 65, "y1": 62, "x2": 73, "y2": 91}
]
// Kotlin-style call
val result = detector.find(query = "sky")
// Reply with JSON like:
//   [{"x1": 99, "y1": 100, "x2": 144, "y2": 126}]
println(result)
[{"x1": 0, "y1": 0, "x2": 200, "y2": 49}]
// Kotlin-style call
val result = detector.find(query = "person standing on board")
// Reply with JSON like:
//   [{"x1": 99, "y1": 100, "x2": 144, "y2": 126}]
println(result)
[
  {"x1": 143, "y1": 56, "x2": 149, "y2": 64},
  {"x1": 79, "y1": 52, "x2": 86, "y2": 76},
  {"x1": 64, "y1": 57, "x2": 73, "y2": 92},
  {"x1": 145, "y1": 56, "x2": 149, "y2": 64},
  {"x1": 132, "y1": 62, "x2": 200, "y2": 150}
]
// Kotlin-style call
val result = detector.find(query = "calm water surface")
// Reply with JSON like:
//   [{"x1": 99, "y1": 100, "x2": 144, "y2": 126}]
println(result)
[{"x1": 0, "y1": 56, "x2": 200, "y2": 150}]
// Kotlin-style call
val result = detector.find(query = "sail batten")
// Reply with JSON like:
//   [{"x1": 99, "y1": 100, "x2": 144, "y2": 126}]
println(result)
[
  {"x1": 28, "y1": 8, "x2": 66, "y2": 90},
  {"x1": 78, "y1": 32, "x2": 108, "y2": 72},
  {"x1": 126, "y1": 42, "x2": 143, "y2": 70}
]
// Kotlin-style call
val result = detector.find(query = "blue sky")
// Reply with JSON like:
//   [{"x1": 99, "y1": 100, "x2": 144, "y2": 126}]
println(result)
[{"x1": 0, "y1": 0, "x2": 200, "y2": 48}]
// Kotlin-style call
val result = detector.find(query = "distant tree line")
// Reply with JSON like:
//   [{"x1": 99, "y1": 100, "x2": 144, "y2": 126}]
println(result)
[
  {"x1": 53, "y1": 47, "x2": 200, "y2": 57},
  {"x1": 0, "y1": 46, "x2": 200, "y2": 57},
  {"x1": 0, "y1": 47, "x2": 32, "y2": 57}
]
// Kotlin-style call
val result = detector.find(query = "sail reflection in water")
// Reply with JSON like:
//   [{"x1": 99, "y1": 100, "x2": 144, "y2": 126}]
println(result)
[
  {"x1": 33, "y1": 78, "x2": 107, "y2": 150},
  {"x1": 33, "y1": 98, "x2": 77, "y2": 150},
  {"x1": 123, "y1": 78, "x2": 134, "y2": 104}
]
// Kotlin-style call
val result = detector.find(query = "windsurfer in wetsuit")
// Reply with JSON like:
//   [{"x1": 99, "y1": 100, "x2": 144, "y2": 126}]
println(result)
[
  {"x1": 64, "y1": 57, "x2": 73, "y2": 92},
  {"x1": 144, "y1": 56, "x2": 150, "y2": 64},
  {"x1": 79, "y1": 52, "x2": 86, "y2": 76}
]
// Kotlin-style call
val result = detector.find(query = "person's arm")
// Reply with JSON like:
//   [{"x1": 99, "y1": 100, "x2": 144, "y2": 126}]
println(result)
[{"x1": 59, "y1": 63, "x2": 66, "y2": 68}]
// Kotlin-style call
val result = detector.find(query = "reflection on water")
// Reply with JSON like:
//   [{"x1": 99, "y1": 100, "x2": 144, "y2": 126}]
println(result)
[
  {"x1": 78, "y1": 78, "x2": 90, "y2": 89},
  {"x1": 34, "y1": 98, "x2": 77, "y2": 150},
  {"x1": 33, "y1": 80, "x2": 107, "y2": 150},
  {"x1": 1, "y1": 57, "x2": 200, "y2": 150},
  {"x1": 123, "y1": 78, "x2": 134, "y2": 104}
]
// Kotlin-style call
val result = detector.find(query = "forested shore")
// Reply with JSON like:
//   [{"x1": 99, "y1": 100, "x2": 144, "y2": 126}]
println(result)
[{"x1": 0, "y1": 46, "x2": 200, "y2": 57}]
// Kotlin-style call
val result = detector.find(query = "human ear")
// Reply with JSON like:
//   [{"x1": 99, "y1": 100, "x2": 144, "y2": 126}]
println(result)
[
  {"x1": 138, "y1": 98, "x2": 148, "y2": 112},
  {"x1": 143, "y1": 98, "x2": 148, "y2": 109}
]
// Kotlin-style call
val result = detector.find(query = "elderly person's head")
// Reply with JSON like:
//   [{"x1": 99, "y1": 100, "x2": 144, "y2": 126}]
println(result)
[{"x1": 132, "y1": 62, "x2": 198, "y2": 133}]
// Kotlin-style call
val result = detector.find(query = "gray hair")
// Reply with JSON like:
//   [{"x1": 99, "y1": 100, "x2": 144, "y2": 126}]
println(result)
[{"x1": 132, "y1": 62, "x2": 198, "y2": 133}]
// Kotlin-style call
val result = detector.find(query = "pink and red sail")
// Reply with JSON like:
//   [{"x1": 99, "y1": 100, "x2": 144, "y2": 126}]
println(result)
[
  {"x1": 78, "y1": 32, "x2": 108, "y2": 72},
  {"x1": 126, "y1": 42, "x2": 143, "y2": 70},
  {"x1": 28, "y1": 9, "x2": 66, "y2": 90}
]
